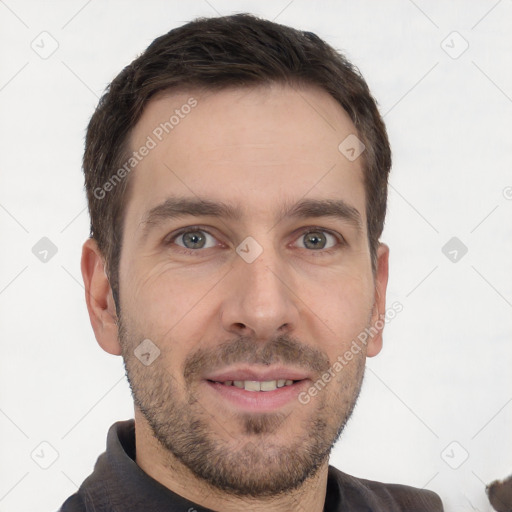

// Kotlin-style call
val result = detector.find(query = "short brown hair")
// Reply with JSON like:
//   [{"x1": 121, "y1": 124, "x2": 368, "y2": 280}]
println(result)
[{"x1": 83, "y1": 13, "x2": 391, "y2": 311}]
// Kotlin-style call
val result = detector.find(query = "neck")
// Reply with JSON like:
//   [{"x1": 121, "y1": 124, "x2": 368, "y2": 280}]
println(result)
[{"x1": 134, "y1": 409, "x2": 328, "y2": 512}]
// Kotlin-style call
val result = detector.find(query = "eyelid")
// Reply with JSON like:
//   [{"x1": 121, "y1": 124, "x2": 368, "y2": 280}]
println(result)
[
  {"x1": 175, "y1": 230, "x2": 217, "y2": 249},
  {"x1": 291, "y1": 227, "x2": 345, "y2": 250},
  {"x1": 164, "y1": 225, "x2": 346, "y2": 252},
  {"x1": 165, "y1": 225, "x2": 222, "y2": 247}
]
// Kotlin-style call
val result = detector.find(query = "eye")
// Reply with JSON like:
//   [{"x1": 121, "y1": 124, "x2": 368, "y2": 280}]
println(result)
[
  {"x1": 172, "y1": 229, "x2": 218, "y2": 250},
  {"x1": 295, "y1": 230, "x2": 340, "y2": 251}
]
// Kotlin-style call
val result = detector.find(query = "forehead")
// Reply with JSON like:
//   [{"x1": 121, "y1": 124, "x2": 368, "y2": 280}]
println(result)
[{"x1": 124, "y1": 83, "x2": 366, "y2": 230}]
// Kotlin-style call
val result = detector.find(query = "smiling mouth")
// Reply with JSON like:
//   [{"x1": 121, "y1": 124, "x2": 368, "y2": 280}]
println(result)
[
  {"x1": 206, "y1": 379, "x2": 303, "y2": 392},
  {"x1": 203, "y1": 376, "x2": 310, "y2": 413}
]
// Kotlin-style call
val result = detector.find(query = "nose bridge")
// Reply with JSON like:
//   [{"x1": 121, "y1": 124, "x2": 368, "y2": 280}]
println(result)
[{"x1": 221, "y1": 242, "x2": 299, "y2": 338}]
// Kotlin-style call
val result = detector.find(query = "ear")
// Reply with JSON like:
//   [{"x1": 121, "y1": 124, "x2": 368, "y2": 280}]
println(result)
[
  {"x1": 81, "y1": 237, "x2": 122, "y2": 355},
  {"x1": 366, "y1": 243, "x2": 389, "y2": 358}
]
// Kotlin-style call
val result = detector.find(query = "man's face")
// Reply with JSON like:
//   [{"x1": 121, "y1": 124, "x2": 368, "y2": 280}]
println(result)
[{"x1": 115, "y1": 84, "x2": 388, "y2": 496}]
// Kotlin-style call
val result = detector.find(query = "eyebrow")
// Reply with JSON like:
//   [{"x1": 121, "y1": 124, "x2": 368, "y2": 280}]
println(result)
[{"x1": 139, "y1": 196, "x2": 363, "y2": 241}]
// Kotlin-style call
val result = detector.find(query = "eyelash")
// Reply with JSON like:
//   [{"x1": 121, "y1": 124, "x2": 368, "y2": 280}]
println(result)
[{"x1": 164, "y1": 225, "x2": 346, "y2": 257}]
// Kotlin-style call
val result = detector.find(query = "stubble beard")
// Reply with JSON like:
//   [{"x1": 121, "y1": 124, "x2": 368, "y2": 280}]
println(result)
[{"x1": 118, "y1": 312, "x2": 366, "y2": 498}]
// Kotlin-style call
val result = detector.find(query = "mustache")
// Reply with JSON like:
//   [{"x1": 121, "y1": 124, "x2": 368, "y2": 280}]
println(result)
[{"x1": 183, "y1": 334, "x2": 331, "y2": 385}]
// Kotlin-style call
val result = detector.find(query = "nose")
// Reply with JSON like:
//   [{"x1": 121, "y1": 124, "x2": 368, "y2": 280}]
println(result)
[{"x1": 221, "y1": 248, "x2": 300, "y2": 341}]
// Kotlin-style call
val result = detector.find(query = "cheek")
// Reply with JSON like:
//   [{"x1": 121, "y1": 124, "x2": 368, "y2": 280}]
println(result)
[
  {"x1": 123, "y1": 258, "x2": 184, "y2": 315},
  {"x1": 304, "y1": 270, "x2": 374, "y2": 339},
  {"x1": 120, "y1": 260, "x2": 220, "y2": 351}
]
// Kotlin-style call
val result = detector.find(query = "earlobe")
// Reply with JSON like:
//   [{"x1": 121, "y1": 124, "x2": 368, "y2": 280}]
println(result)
[
  {"x1": 366, "y1": 243, "x2": 389, "y2": 358},
  {"x1": 81, "y1": 238, "x2": 122, "y2": 356}
]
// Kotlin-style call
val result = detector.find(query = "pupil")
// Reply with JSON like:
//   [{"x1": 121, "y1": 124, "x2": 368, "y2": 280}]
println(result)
[
  {"x1": 305, "y1": 232, "x2": 325, "y2": 250},
  {"x1": 183, "y1": 232, "x2": 205, "y2": 249}
]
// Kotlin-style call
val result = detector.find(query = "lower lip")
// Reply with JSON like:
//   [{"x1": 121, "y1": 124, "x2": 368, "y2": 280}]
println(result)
[{"x1": 204, "y1": 380, "x2": 309, "y2": 413}]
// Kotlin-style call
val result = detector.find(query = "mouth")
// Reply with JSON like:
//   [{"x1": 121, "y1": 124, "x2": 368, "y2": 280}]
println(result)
[
  {"x1": 202, "y1": 366, "x2": 311, "y2": 412},
  {"x1": 206, "y1": 378, "x2": 300, "y2": 391}
]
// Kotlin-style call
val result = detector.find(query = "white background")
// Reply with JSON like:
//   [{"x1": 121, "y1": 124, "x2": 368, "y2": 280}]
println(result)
[{"x1": 1, "y1": 1, "x2": 511, "y2": 511}]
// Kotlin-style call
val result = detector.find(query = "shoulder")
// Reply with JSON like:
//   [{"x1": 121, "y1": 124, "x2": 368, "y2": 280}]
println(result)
[
  {"x1": 57, "y1": 492, "x2": 86, "y2": 512},
  {"x1": 360, "y1": 478, "x2": 444, "y2": 511},
  {"x1": 329, "y1": 465, "x2": 444, "y2": 511}
]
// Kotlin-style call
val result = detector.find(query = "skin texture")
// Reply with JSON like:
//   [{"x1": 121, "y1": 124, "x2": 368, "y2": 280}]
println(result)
[{"x1": 81, "y1": 83, "x2": 389, "y2": 512}]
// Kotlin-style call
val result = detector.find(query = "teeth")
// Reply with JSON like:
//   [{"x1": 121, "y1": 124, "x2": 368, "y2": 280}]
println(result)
[
  {"x1": 220, "y1": 379, "x2": 296, "y2": 391},
  {"x1": 260, "y1": 380, "x2": 277, "y2": 391},
  {"x1": 245, "y1": 380, "x2": 263, "y2": 391}
]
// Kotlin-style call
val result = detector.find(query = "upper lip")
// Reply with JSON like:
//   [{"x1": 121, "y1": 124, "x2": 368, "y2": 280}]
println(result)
[{"x1": 204, "y1": 366, "x2": 312, "y2": 382}]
